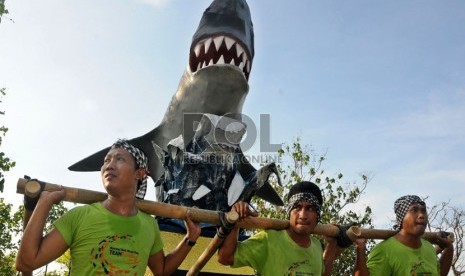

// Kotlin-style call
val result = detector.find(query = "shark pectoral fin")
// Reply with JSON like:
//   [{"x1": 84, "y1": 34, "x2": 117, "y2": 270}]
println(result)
[
  {"x1": 255, "y1": 163, "x2": 283, "y2": 206},
  {"x1": 257, "y1": 162, "x2": 282, "y2": 187},
  {"x1": 254, "y1": 182, "x2": 284, "y2": 206},
  {"x1": 228, "y1": 171, "x2": 246, "y2": 206},
  {"x1": 241, "y1": 162, "x2": 284, "y2": 206},
  {"x1": 235, "y1": 152, "x2": 283, "y2": 206},
  {"x1": 69, "y1": 125, "x2": 165, "y2": 182},
  {"x1": 68, "y1": 146, "x2": 110, "y2": 172}
]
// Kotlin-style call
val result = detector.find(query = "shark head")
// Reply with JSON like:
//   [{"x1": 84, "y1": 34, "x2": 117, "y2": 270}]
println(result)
[
  {"x1": 151, "y1": 0, "x2": 256, "y2": 164},
  {"x1": 162, "y1": 0, "x2": 255, "y2": 127},
  {"x1": 189, "y1": 0, "x2": 254, "y2": 80}
]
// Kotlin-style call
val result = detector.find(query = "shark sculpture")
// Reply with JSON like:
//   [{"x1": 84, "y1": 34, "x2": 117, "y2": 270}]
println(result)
[{"x1": 69, "y1": 0, "x2": 284, "y2": 210}]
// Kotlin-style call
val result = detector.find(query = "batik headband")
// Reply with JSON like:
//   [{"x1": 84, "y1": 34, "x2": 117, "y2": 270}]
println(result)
[
  {"x1": 393, "y1": 195, "x2": 425, "y2": 230},
  {"x1": 111, "y1": 139, "x2": 149, "y2": 200},
  {"x1": 286, "y1": 192, "x2": 322, "y2": 220}
]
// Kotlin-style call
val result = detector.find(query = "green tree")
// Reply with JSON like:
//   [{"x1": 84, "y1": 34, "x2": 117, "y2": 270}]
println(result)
[
  {"x1": 252, "y1": 137, "x2": 374, "y2": 275},
  {"x1": 1, "y1": 88, "x2": 70, "y2": 274},
  {"x1": 428, "y1": 201, "x2": 464, "y2": 275},
  {"x1": 14, "y1": 202, "x2": 70, "y2": 275},
  {"x1": 1, "y1": 88, "x2": 16, "y2": 192},
  {"x1": 0, "y1": 0, "x2": 9, "y2": 23},
  {"x1": 55, "y1": 249, "x2": 71, "y2": 274},
  {"x1": 0, "y1": 88, "x2": 20, "y2": 274},
  {"x1": 0, "y1": 199, "x2": 23, "y2": 275}
]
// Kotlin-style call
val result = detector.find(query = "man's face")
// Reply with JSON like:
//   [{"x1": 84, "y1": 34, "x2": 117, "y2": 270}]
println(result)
[
  {"x1": 401, "y1": 203, "x2": 428, "y2": 236},
  {"x1": 101, "y1": 147, "x2": 142, "y2": 195},
  {"x1": 288, "y1": 201, "x2": 318, "y2": 235}
]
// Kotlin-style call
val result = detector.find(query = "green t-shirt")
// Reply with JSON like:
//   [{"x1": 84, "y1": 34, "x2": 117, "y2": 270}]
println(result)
[
  {"x1": 367, "y1": 237, "x2": 439, "y2": 276},
  {"x1": 54, "y1": 203, "x2": 163, "y2": 276},
  {"x1": 233, "y1": 229, "x2": 324, "y2": 276}
]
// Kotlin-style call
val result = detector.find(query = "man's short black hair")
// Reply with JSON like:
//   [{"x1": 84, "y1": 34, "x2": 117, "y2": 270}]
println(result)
[{"x1": 287, "y1": 181, "x2": 323, "y2": 206}]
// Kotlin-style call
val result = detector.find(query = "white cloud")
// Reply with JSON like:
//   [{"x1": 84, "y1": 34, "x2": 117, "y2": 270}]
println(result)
[
  {"x1": 395, "y1": 89, "x2": 465, "y2": 139},
  {"x1": 136, "y1": 0, "x2": 172, "y2": 8}
]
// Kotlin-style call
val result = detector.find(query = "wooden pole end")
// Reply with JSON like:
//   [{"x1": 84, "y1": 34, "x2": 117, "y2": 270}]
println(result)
[
  {"x1": 25, "y1": 181, "x2": 42, "y2": 198},
  {"x1": 226, "y1": 210, "x2": 239, "y2": 224},
  {"x1": 346, "y1": 226, "x2": 361, "y2": 241}
]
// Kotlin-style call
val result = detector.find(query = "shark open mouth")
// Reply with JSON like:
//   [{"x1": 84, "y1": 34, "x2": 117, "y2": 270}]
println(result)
[{"x1": 189, "y1": 35, "x2": 251, "y2": 80}]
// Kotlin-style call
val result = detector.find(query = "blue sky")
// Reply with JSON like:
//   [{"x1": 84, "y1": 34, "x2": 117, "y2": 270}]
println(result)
[{"x1": 1, "y1": 0, "x2": 464, "y2": 229}]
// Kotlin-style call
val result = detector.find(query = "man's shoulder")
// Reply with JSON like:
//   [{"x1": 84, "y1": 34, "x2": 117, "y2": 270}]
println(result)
[
  {"x1": 372, "y1": 236, "x2": 397, "y2": 253},
  {"x1": 248, "y1": 229, "x2": 284, "y2": 241},
  {"x1": 137, "y1": 210, "x2": 156, "y2": 221},
  {"x1": 420, "y1": 239, "x2": 437, "y2": 254},
  {"x1": 137, "y1": 209, "x2": 153, "y2": 216},
  {"x1": 310, "y1": 235, "x2": 322, "y2": 244},
  {"x1": 420, "y1": 238, "x2": 434, "y2": 247},
  {"x1": 264, "y1": 228, "x2": 286, "y2": 237},
  {"x1": 68, "y1": 203, "x2": 96, "y2": 213},
  {"x1": 379, "y1": 236, "x2": 397, "y2": 245}
]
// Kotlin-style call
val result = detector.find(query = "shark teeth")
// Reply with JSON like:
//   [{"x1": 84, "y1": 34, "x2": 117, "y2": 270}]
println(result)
[
  {"x1": 238, "y1": 61, "x2": 244, "y2": 71},
  {"x1": 194, "y1": 44, "x2": 201, "y2": 57},
  {"x1": 224, "y1": 37, "x2": 234, "y2": 50},
  {"x1": 217, "y1": 55, "x2": 225, "y2": 64},
  {"x1": 204, "y1": 38, "x2": 213, "y2": 54},
  {"x1": 213, "y1": 36, "x2": 224, "y2": 51},
  {"x1": 236, "y1": 45, "x2": 244, "y2": 60},
  {"x1": 190, "y1": 35, "x2": 252, "y2": 79}
]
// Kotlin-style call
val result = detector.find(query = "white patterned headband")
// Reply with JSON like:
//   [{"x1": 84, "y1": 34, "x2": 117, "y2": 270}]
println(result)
[
  {"x1": 393, "y1": 195, "x2": 425, "y2": 230},
  {"x1": 111, "y1": 139, "x2": 149, "y2": 200},
  {"x1": 286, "y1": 192, "x2": 321, "y2": 219}
]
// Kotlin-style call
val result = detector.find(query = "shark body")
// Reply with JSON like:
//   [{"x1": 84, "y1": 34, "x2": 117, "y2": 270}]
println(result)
[{"x1": 69, "y1": 0, "x2": 283, "y2": 208}]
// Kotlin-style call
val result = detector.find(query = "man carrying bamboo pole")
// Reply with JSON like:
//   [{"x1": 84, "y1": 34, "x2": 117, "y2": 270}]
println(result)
[
  {"x1": 354, "y1": 195, "x2": 454, "y2": 276},
  {"x1": 217, "y1": 181, "x2": 344, "y2": 275},
  {"x1": 15, "y1": 139, "x2": 201, "y2": 275}
]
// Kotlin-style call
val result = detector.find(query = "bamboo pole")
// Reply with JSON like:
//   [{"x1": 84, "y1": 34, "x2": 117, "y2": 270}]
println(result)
[
  {"x1": 346, "y1": 226, "x2": 455, "y2": 243},
  {"x1": 17, "y1": 177, "x2": 340, "y2": 235}
]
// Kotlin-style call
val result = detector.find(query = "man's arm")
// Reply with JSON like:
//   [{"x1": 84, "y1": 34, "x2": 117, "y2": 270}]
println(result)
[
  {"x1": 436, "y1": 236, "x2": 454, "y2": 276},
  {"x1": 148, "y1": 211, "x2": 201, "y2": 276},
  {"x1": 148, "y1": 236, "x2": 197, "y2": 276},
  {"x1": 322, "y1": 236, "x2": 344, "y2": 276},
  {"x1": 217, "y1": 227, "x2": 240, "y2": 265},
  {"x1": 15, "y1": 189, "x2": 68, "y2": 272},
  {"x1": 217, "y1": 201, "x2": 257, "y2": 266},
  {"x1": 353, "y1": 239, "x2": 369, "y2": 276}
]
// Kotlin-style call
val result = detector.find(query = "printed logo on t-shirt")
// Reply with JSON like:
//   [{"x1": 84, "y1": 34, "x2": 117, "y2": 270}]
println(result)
[
  {"x1": 286, "y1": 260, "x2": 315, "y2": 276},
  {"x1": 410, "y1": 261, "x2": 432, "y2": 276},
  {"x1": 90, "y1": 234, "x2": 141, "y2": 275}
]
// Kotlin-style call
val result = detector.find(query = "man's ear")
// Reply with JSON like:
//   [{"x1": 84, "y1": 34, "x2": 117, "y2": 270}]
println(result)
[{"x1": 135, "y1": 168, "x2": 146, "y2": 180}]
